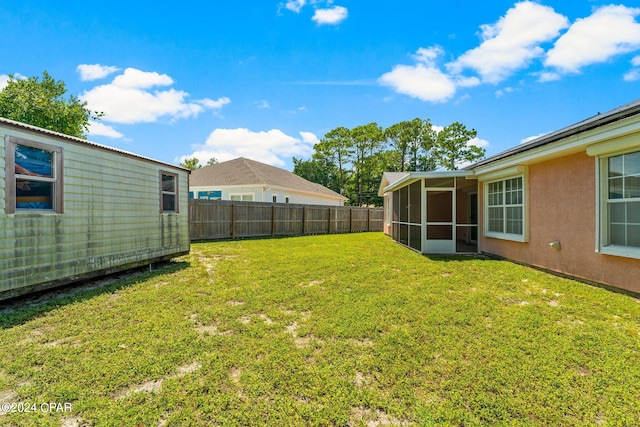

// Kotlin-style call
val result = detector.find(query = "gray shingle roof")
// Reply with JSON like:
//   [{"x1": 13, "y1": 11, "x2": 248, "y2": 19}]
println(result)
[{"x1": 189, "y1": 157, "x2": 347, "y2": 200}]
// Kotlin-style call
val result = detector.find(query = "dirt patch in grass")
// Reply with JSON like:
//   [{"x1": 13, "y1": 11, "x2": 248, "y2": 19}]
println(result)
[
  {"x1": 348, "y1": 406, "x2": 411, "y2": 426},
  {"x1": 113, "y1": 361, "x2": 202, "y2": 399}
]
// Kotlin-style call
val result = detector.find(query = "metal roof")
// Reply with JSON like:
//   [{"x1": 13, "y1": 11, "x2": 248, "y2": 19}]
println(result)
[
  {"x1": 0, "y1": 116, "x2": 189, "y2": 172},
  {"x1": 467, "y1": 98, "x2": 640, "y2": 170}
]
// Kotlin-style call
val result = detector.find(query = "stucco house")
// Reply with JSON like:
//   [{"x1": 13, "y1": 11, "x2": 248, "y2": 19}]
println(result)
[
  {"x1": 189, "y1": 157, "x2": 348, "y2": 206},
  {"x1": 379, "y1": 99, "x2": 640, "y2": 295},
  {"x1": 1, "y1": 117, "x2": 190, "y2": 300}
]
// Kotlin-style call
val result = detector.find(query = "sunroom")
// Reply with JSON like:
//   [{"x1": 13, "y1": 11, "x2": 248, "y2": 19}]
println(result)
[{"x1": 381, "y1": 171, "x2": 479, "y2": 254}]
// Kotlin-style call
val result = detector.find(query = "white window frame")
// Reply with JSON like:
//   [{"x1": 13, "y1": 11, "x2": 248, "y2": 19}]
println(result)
[
  {"x1": 230, "y1": 193, "x2": 254, "y2": 202},
  {"x1": 483, "y1": 174, "x2": 527, "y2": 242},
  {"x1": 385, "y1": 193, "x2": 392, "y2": 227},
  {"x1": 160, "y1": 171, "x2": 179, "y2": 213},
  {"x1": 5, "y1": 136, "x2": 64, "y2": 214},
  {"x1": 597, "y1": 149, "x2": 640, "y2": 259}
]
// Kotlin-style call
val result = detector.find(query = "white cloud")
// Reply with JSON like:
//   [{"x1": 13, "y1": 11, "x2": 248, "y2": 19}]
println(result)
[
  {"x1": 299, "y1": 131, "x2": 320, "y2": 145},
  {"x1": 632, "y1": 55, "x2": 640, "y2": 67},
  {"x1": 284, "y1": 0, "x2": 306, "y2": 13},
  {"x1": 495, "y1": 87, "x2": 515, "y2": 98},
  {"x1": 545, "y1": 5, "x2": 640, "y2": 74},
  {"x1": 255, "y1": 99, "x2": 271, "y2": 109},
  {"x1": 77, "y1": 64, "x2": 121, "y2": 81},
  {"x1": 197, "y1": 97, "x2": 231, "y2": 109},
  {"x1": 0, "y1": 73, "x2": 26, "y2": 90},
  {"x1": 312, "y1": 6, "x2": 348, "y2": 25},
  {"x1": 378, "y1": 48, "x2": 457, "y2": 103},
  {"x1": 180, "y1": 128, "x2": 315, "y2": 168},
  {"x1": 624, "y1": 69, "x2": 640, "y2": 82},
  {"x1": 0, "y1": 75, "x2": 9, "y2": 91},
  {"x1": 448, "y1": 1, "x2": 569, "y2": 83},
  {"x1": 87, "y1": 121, "x2": 124, "y2": 138},
  {"x1": 80, "y1": 67, "x2": 229, "y2": 124},
  {"x1": 412, "y1": 46, "x2": 443, "y2": 66},
  {"x1": 538, "y1": 71, "x2": 561, "y2": 82},
  {"x1": 111, "y1": 68, "x2": 174, "y2": 89},
  {"x1": 520, "y1": 132, "x2": 550, "y2": 144},
  {"x1": 467, "y1": 137, "x2": 489, "y2": 148}
]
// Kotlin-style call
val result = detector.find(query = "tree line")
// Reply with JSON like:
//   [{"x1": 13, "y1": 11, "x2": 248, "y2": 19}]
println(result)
[
  {"x1": 293, "y1": 119, "x2": 485, "y2": 206},
  {"x1": 0, "y1": 72, "x2": 486, "y2": 208}
]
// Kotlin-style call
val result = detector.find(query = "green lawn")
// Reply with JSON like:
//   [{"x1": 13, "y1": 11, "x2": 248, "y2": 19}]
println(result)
[{"x1": 1, "y1": 233, "x2": 639, "y2": 426}]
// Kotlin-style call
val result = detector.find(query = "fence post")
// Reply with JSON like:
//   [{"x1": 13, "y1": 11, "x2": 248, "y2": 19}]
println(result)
[
  {"x1": 367, "y1": 208, "x2": 371, "y2": 232},
  {"x1": 231, "y1": 203, "x2": 236, "y2": 238},
  {"x1": 272, "y1": 204, "x2": 276, "y2": 236},
  {"x1": 302, "y1": 206, "x2": 307, "y2": 235}
]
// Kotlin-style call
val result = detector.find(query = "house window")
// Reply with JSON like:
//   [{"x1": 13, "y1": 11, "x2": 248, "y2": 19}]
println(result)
[
  {"x1": 230, "y1": 193, "x2": 253, "y2": 201},
  {"x1": 600, "y1": 151, "x2": 640, "y2": 256},
  {"x1": 485, "y1": 176, "x2": 525, "y2": 241},
  {"x1": 160, "y1": 171, "x2": 178, "y2": 213},
  {"x1": 285, "y1": 196, "x2": 290, "y2": 204},
  {"x1": 5, "y1": 137, "x2": 63, "y2": 214},
  {"x1": 197, "y1": 190, "x2": 222, "y2": 200},
  {"x1": 272, "y1": 195, "x2": 278, "y2": 203}
]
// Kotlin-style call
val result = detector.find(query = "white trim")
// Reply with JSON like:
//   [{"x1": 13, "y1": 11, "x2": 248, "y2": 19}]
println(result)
[
  {"x1": 482, "y1": 173, "x2": 528, "y2": 243},
  {"x1": 597, "y1": 150, "x2": 640, "y2": 258},
  {"x1": 586, "y1": 131, "x2": 640, "y2": 157},
  {"x1": 475, "y1": 166, "x2": 526, "y2": 182},
  {"x1": 600, "y1": 245, "x2": 640, "y2": 260},
  {"x1": 229, "y1": 192, "x2": 254, "y2": 201},
  {"x1": 595, "y1": 158, "x2": 601, "y2": 253},
  {"x1": 473, "y1": 114, "x2": 640, "y2": 176},
  {"x1": 384, "y1": 170, "x2": 475, "y2": 193}
]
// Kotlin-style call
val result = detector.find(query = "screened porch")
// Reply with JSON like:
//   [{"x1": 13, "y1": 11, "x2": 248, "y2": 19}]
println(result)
[{"x1": 388, "y1": 173, "x2": 478, "y2": 254}]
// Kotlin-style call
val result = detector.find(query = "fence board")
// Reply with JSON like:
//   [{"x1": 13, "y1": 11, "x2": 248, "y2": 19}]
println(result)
[{"x1": 189, "y1": 200, "x2": 383, "y2": 241}]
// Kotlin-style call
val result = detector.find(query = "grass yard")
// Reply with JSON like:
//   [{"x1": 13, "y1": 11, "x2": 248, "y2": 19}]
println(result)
[{"x1": 0, "y1": 233, "x2": 639, "y2": 426}]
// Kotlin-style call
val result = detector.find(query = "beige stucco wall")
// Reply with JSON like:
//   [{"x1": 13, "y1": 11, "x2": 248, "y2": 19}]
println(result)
[{"x1": 479, "y1": 151, "x2": 640, "y2": 294}]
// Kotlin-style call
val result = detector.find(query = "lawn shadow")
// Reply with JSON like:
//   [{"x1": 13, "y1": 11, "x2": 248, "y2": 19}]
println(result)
[{"x1": 0, "y1": 261, "x2": 190, "y2": 329}]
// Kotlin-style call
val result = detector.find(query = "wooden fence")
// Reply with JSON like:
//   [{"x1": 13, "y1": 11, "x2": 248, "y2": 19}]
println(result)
[{"x1": 189, "y1": 200, "x2": 384, "y2": 241}]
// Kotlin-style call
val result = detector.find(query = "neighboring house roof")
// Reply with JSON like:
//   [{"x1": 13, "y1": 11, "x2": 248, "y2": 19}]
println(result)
[
  {"x1": 189, "y1": 157, "x2": 348, "y2": 200},
  {"x1": 0, "y1": 116, "x2": 189, "y2": 172}
]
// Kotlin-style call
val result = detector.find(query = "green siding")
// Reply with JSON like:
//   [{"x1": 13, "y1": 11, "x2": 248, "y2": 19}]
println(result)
[{"x1": 0, "y1": 127, "x2": 189, "y2": 297}]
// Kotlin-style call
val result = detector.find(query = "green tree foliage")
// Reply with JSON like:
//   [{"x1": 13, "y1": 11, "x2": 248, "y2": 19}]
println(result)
[
  {"x1": 180, "y1": 157, "x2": 218, "y2": 170},
  {"x1": 294, "y1": 119, "x2": 484, "y2": 206},
  {"x1": 384, "y1": 118, "x2": 436, "y2": 172},
  {"x1": 314, "y1": 126, "x2": 352, "y2": 196},
  {"x1": 432, "y1": 122, "x2": 485, "y2": 170},
  {"x1": 0, "y1": 71, "x2": 102, "y2": 139},
  {"x1": 292, "y1": 157, "x2": 338, "y2": 192},
  {"x1": 180, "y1": 157, "x2": 203, "y2": 170},
  {"x1": 350, "y1": 123, "x2": 385, "y2": 206}
]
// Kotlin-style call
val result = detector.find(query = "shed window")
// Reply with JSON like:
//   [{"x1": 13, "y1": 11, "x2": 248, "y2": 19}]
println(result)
[
  {"x1": 5, "y1": 137, "x2": 63, "y2": 214},
  {"x1": 600, "y1": 151, "x2": 640, "y2": 256},
  {"x1": 160, "y1": 172, "x2": 178, "y2": 213},
  {"x1": 484, "y1": 176, "x2": 525, "y2": 241}
]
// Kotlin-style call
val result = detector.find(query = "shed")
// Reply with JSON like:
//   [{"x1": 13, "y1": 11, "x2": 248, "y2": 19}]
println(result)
[
  {"x1": 189, "y1": 157, "x2": 347, "y2": 206},
  {"x1": 1, "y1": 117, "x2": 190, "y2": 300}
]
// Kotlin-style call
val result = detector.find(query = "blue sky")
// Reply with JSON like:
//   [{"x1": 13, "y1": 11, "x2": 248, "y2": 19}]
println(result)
[{"x1": 2, "y1": 0, "x2": 640, "y2": 170}]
